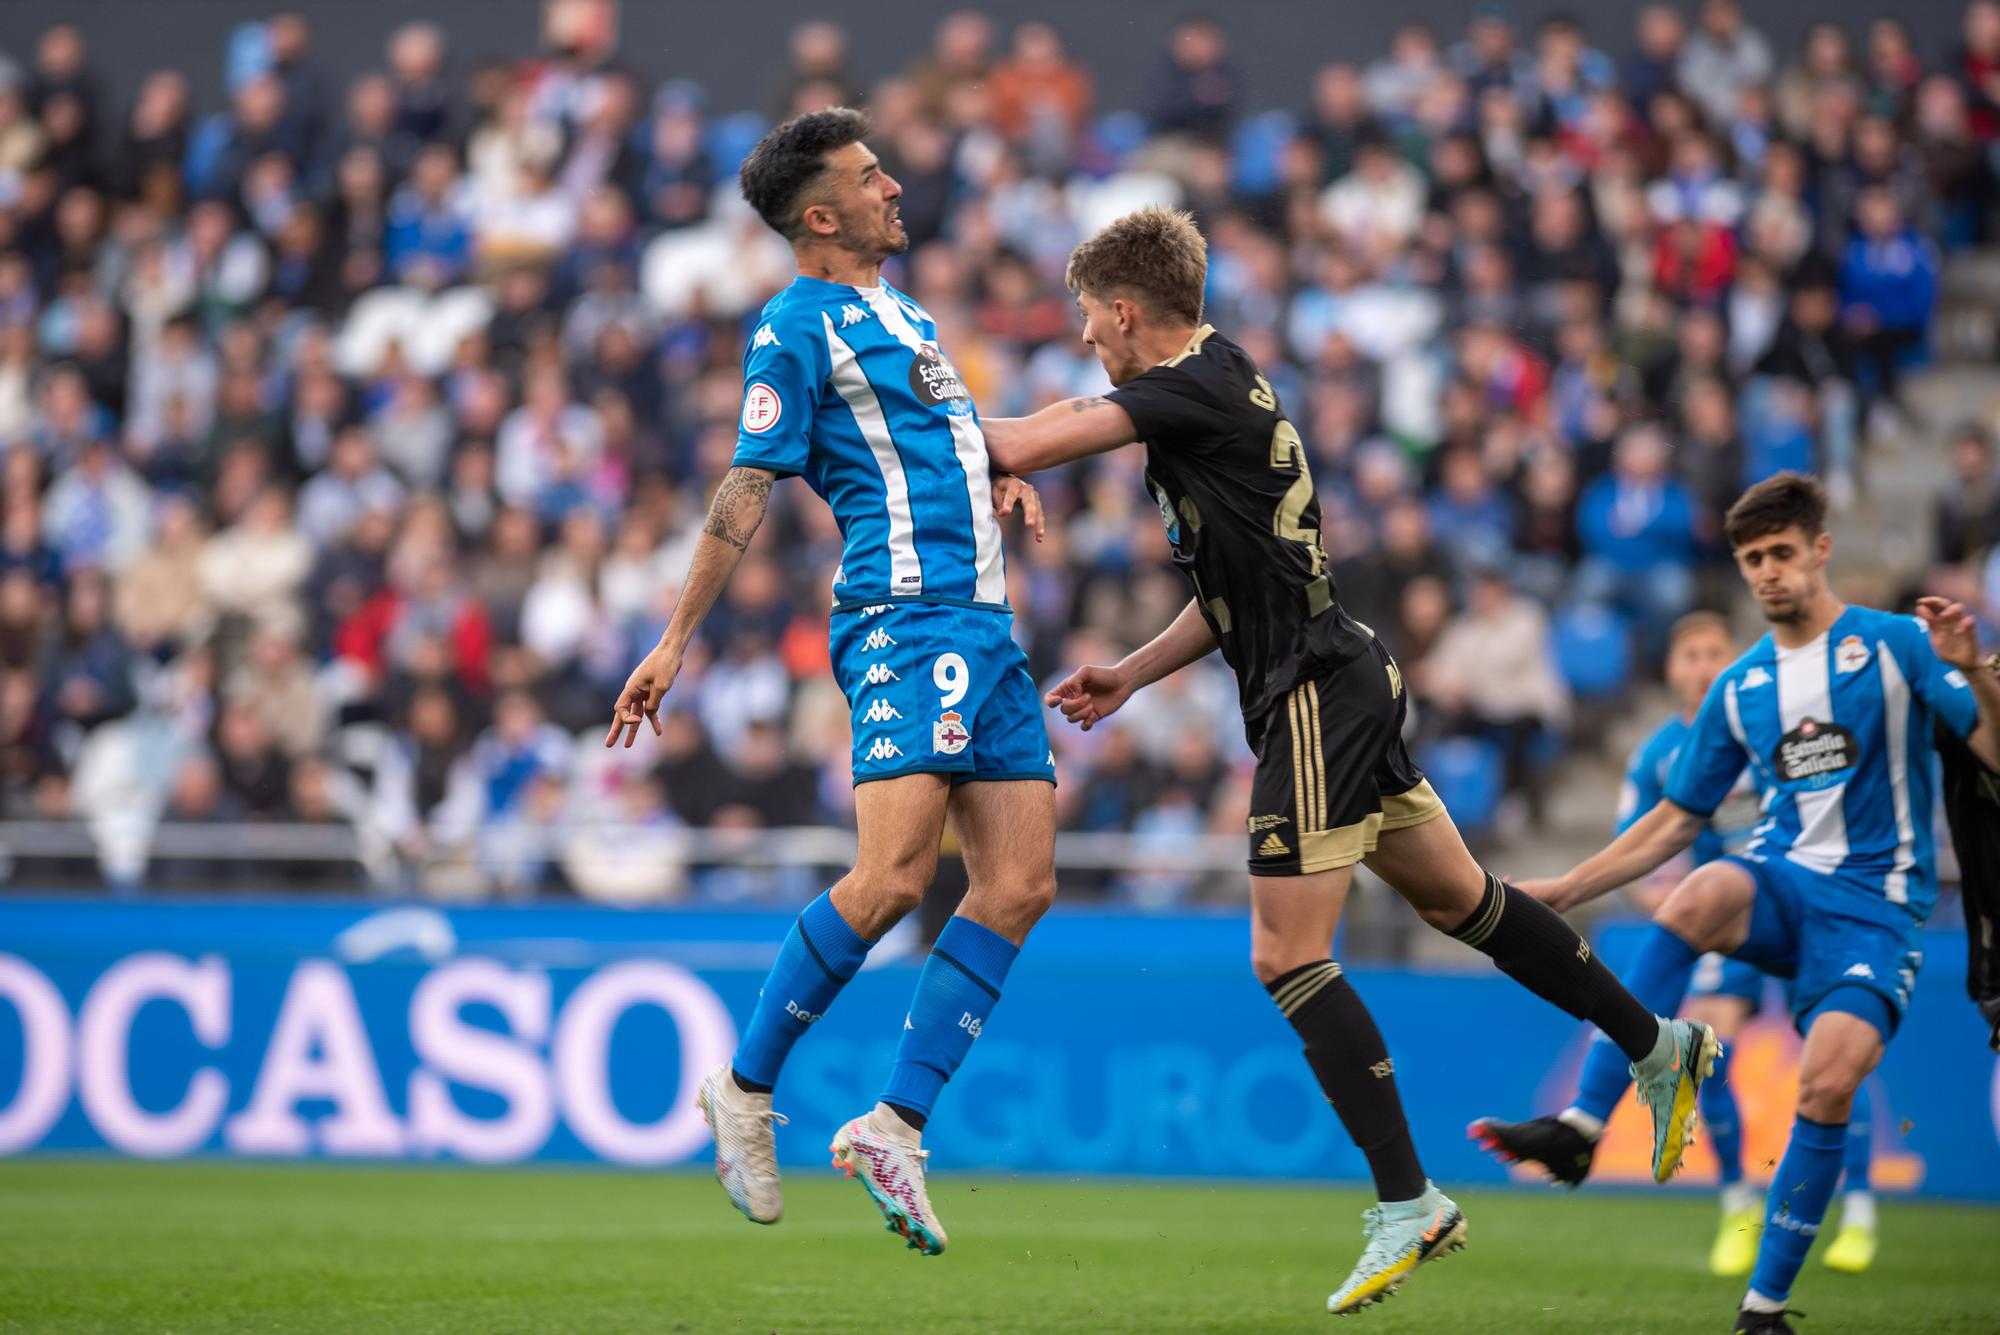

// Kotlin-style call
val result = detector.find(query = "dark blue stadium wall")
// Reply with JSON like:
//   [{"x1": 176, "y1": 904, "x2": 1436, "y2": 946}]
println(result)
[{"x1": 0, "y1": 0, "x2": 1980, "y2": 122}]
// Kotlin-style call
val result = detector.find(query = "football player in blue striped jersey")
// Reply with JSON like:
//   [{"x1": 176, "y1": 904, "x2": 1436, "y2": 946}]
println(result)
[{"x1": 606, "y1": 109, "x2": 1055, "y2": 1256}]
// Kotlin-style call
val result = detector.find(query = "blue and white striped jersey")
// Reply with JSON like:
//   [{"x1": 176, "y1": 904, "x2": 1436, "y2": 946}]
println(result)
[
  {"x1": 1665, "y1": 605, "x2": 1982, "y2": 919},
  {"x1": 730, "y1": 275, "x2": 1007, "y2": 612},
  {"x1": 1616, "y1": 714, "x2": 1761, "y2": 866}
]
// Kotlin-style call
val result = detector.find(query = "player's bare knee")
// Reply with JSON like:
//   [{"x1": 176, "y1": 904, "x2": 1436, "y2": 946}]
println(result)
[
  {"x1": 1795, "y1": 1068, "x2": 1862, "y2": 1123},
  {"x1": 963, "y1": 870, "x2": 1056, "y2": 939},
  {"x1": 1652, "y1": 888, "x2": 1719, "y2": 949},
  {"x1": 1250, "y1": 943, "x2": 1318, "y2": 986}
]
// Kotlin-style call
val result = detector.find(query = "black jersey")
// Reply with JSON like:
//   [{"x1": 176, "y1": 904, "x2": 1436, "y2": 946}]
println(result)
[
  {"x1": 1107, "y1": 325, "x2": 1374, "y2": 722},
  {"x1": 1937, "y1": 716, "x2": 2000, "y2": 1010}
]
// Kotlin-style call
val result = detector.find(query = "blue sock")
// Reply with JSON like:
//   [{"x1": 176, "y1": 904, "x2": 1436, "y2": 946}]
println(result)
[
  {"x1": 880, "y1": 915, "x2": 1019, "y2": 1121},
  {"x1": 1750, "y1": 1114, "x2": 1847, "y2": 1303},
  {"x1": 732, "y1": 891, "x2": 873, "y2": 1089},
  {"x1": 1571, "y1": 926, "x2": 1700, "y2": 1122},
  {"x1": 1843, "y1": 1082, "x2": 1873, "y2": 1192},
  {"x1": 1701, "y1": 1042, "x2": 1744, "y2": 1187}
]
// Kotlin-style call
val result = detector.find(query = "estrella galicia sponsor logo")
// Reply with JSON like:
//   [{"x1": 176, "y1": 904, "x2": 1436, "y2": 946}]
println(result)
[
  {"x1": 1773, "y1": 716, "x2": 1858, "y2": 788},
  {"x1": 785, "y1": 998, "x2": 824, "y2": 1024},
  {"x1": 909, "y1": 342, "x2": 969, "y2": 410}
]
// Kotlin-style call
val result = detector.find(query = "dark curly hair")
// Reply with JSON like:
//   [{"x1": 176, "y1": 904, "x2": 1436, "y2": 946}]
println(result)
[{"x1": 738, "y1": 107, "x2": 870, "y2": 242}]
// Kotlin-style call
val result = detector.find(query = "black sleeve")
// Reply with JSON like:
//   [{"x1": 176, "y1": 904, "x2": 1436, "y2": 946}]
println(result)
[{"x1": 1106, "y1": 363, "x2": 1232, "y2": 451}]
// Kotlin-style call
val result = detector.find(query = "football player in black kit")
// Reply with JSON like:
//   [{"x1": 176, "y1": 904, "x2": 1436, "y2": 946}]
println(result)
[{"x1": 981, "y1": 208, "x2": 1707, "y2": 1317}]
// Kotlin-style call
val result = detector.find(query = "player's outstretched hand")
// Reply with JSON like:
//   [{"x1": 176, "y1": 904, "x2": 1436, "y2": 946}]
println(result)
[
  {"x1": 1514, "y1": 875, "x2": 1582, "y2": 912},
  {"x1": 1045, "y1": 663, "x2": 1133, "y2": 732},
  {"x1": 991, "y1": 474, "x2": 1045, "y2": 543},
  {"x1": 1916, "y1": 595, "x2": 1980, "y2": 669},
  {"x1": 604, "y1": 643, "x2": 683, "y2": 748}
]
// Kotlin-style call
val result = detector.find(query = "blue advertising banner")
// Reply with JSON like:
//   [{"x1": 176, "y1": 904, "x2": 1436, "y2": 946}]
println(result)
[{"x1": 1, "y1": 898, "x2": 1996, "y2": 1198}]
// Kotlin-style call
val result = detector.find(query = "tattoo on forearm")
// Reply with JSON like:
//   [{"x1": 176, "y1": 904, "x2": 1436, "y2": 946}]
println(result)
[
  {"x1": 1070, "y1": 396, "x2": 1112, "y2": 413},
  {"x1": 702, "y1": 468, "x2": 772, "y2": 551}
]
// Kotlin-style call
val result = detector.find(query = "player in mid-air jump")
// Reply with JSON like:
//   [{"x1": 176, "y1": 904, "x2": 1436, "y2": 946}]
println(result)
[
  {"x1": 1472, "y1": 473, "x2": 2000, "y2": 1334},
  {"x1": 1477, "y1": 611, "x2": 1882, "y2": 1278},
  {"x1": 607, "y1": 108, "x2": 1054, "y2": 1257},
  {"x1": 981, "y1": 207, "x2": 1710, "y2": 1317}
]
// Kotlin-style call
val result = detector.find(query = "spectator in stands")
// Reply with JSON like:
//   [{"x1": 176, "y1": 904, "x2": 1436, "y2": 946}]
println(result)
[
  {"x1": 1573, "y1": 422, "x2": 1698, "y2": 660},
  {"x1": 1147, "y1": 15, "x2": 1236, "y2": 141},
  {"x1": 1937, "y1": 422, "x2": 2000, "y2": 567},
  {"x1": 1839, "y1": 185, "x2": 1939, "y2": 423},
  {"x1": 1677, "y1": 0, "x2": 1774, "y2": 127},
  {"x1": 1420, "y1": 563, "x2": 1569, "y2": 826}
]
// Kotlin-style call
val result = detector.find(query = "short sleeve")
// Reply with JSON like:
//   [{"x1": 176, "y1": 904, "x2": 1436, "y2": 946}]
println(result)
[
  {"x1": 1664, "y1": 677, "x2": 1750, "y2": 817},
  {"x1": 1106, "y1": 364, "x2": 1231, "y2": 450},
  {"x1": 1895, "y1": 616, "x2": 1980, "y2": 741},
  {"x1": 1615, "y1": 734, "x2": 1666, "y2": 836},
  {"x1": 731, "y1": 320, "x2": 818, "y2": 478}
]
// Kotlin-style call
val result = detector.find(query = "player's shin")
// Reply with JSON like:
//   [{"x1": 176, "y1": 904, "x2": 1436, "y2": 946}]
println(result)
[
  {"x1": 1746, "y1": 1114, "x2": 1847, "y2": 1308},
  {"x1": 879, "y1": 914, "x2": 1019, "y2": 1127},
  {"x1": 732, "y1": 890, "x2": 874, "y2": 1090},
  {"x1": 1445, "y1": 872, "x2": 1665, "y2": 1063},
  {"x1": 1267, "y1": 960, "x2": 1427, "y2": 1202}
]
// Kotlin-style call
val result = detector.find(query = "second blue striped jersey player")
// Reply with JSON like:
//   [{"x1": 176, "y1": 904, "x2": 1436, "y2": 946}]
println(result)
[
  {"x1": 734, "y1": 275, "x2": 1053, "y2": 785},
  {"x1": 1474, "y1": 473, "x2": 2000, "y2": 1335}
]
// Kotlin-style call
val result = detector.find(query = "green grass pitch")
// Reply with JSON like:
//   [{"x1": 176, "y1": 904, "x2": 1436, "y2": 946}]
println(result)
[{"x1": 2, "y1": 1161, "x2": 1996, "y2": 1333}]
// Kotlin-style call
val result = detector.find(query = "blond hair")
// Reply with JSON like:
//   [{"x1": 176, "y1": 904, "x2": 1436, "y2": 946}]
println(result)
[{"x1": 1064, "y1": 206, "x2": 1208, "y2": 325}]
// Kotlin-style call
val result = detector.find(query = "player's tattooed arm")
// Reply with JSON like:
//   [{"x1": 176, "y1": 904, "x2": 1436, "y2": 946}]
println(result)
[
  {"x1": 701, "y1": 466, "x2": 774, "y2": 552},
  {"x1": 606, "y1": 466, "x2": 778, "y2": 748},
  {"x1": 981, "y1": 396, "x2": 1138, "y2": 474}
]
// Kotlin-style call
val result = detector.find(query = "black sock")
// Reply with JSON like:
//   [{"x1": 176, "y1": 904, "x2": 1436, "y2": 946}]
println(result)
[
  {"x1": 732, "y1": 1069, "x2": 773, "y2": 1095},
  {"x1": 1447, "y1": 872, "x2": 1660, "y2": 1061},
  {"x1": 885, "y1": 1101, "x2": 927, "y2": 1132},
  {"x1": 1267, "y1": 960, "x2": 1427, "y2": 1202}
]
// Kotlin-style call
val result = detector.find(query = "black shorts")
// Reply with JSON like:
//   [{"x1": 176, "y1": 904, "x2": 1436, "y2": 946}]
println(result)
[{"x1": 1245, "y1": 638, "x2": 1444, "y2": 876}]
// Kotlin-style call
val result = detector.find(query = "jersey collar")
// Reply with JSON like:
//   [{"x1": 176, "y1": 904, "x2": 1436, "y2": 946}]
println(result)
[{"x1": 1160, "y1": 324, "x2": 1216, "y2": 368}]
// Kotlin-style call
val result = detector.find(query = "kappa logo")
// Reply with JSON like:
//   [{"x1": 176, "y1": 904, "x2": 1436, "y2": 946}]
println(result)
[
  {"x1": 862, "y1": 628, "x2": 897, "y2": 652},
  {"x1": 1257, "y1": 832, "x2": 1290, "y2": 857},
  {"x1": 1835, "y1": 634, "x2": 1870, "y2": 675},
  {"x1": 1046, "y1": 751, "x2": 1056, "y2": 767},
  {"x1": 1741, "y1": 667, "x2": 1773, "y2": 689},
  {"x1": 840, "y1": 304, "x2": 869, "y2": 328},
  {"x1": 859, "y1": 604, "x2": 891, "y2": 617},
  {"x1": 862, "y1": 699, "x2": 903, "y2": 723},
  {"x1": 1844, "y1": 962, "x2": 1876, "y2": 979},
  {"x1": 752, "y1": 323, "x2": 781, "y2": 349},
  {"x1": 863, "y1": 663, "x2": 901, "y2": 685},
  {"x1": 866, "y1": 737, "x2": 904, "y2": 762},
  {"x1": 933, "y1": 710, "x2": 971, "y2": 755}
]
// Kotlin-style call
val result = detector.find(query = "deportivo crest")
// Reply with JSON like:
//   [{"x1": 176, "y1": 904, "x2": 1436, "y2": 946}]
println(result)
[
  {"x1": 1773, "y1": 716, "x2": 1859, "y2": 788},
  {"x1": 862, "y1": 627, "x2": 897, "y2": 652},
  {"x1": 933, "y1": 710, "x2": 971, "y2": 755},
  {"x1": 752, "y1": 323, "x2": 781, "y2": 349},
  {"x1": 862, "y1": 699, "x2": 903, "y2": 723},
  {"x1": 863, "y1": 663, "x2": 901, "y2": 685},
  {"x1": 908, "y1": 342, "x2": 970, "y2": 410},
  {"x1": 840, "y1": 304, "x2": 869, "y2": 328},
  {"x1": 1835, "y1": 634, "x2": 1870, "y2": 674}
]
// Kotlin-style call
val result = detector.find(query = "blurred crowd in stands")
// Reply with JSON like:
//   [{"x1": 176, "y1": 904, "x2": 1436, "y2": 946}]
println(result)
[{"x1": 1, "y1": 1, "x2": 1999, "y2": 901}]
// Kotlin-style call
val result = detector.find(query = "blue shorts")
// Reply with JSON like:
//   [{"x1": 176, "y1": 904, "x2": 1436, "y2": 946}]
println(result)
[
  {"x1": 1721, "y1": 853, "x2": 1923, "y2": 1040},
  {"x1": 1688, "y1": 951, "x2": 1765, "y2": 1012},
  {"x1": 829, "y1": 602, "x2": 1055, "y2": 787}
]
